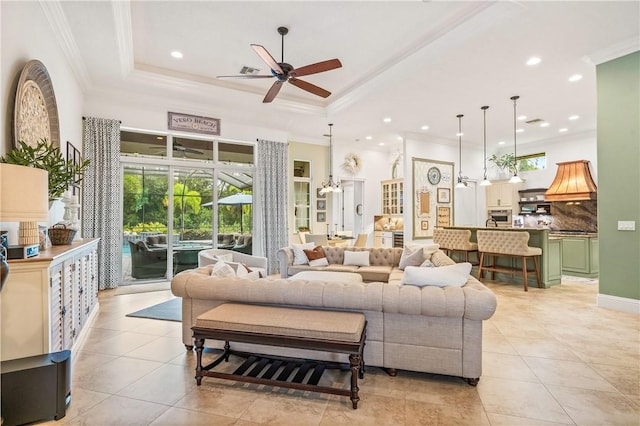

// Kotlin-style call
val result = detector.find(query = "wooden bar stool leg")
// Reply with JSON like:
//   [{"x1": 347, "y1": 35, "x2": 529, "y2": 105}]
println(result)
[
  {"x1": 490, "y1": 255, "x2": 496, "y2": 280},
  {"x1": 533, "y1": 256, "x2": 542, "y2": 288},
  {"x1": 477, "y1": 253, "x2": 485, "y2": 280},
  {"x1": 522, "y1": 256, "x2": 529, "y2": 292}
]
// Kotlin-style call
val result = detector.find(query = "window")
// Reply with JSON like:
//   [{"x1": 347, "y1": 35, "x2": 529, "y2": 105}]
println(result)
[
  {"x1": 293, "y1": 160, "x2": 311, "y2": 231},
  {"x1": 517, "y1": 152, "x2": 546, "y2": 171}
]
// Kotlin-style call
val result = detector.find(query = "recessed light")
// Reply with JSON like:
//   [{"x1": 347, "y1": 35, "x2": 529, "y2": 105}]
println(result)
[
  {"x1": 540, "y1": 122, "x2": 550, "y2": 127},
  {"x1": 397, "y1": 136, "x2": 403, "y2": 141},
  {"x1": 559, "y1": 128, "x2": 568, "y2": 132},
  {"x1": 516, "y1": 129, "x2": 524, "y2": 133},
  {"x1": 568, "y1": 74, "x2": 582, "y2": 82},
  {"x1": 456, "y1": 132, "x2": 463, "y2": 137},
  {"x1": 526, "y1": 57, "x2": 541, "y2": 66},
  {"x1": 171, "y1": 51, "x2": 183, "y2": 59},
  {"x1": 378, "y1": 142, "x2": 385, "y2": 146},
  {"x1": 383, "y1": 117, "x2": 392, "y2": 123},
  {"x1": 569, "y1": 115, "x2": 579, "y2": 120},
  {"x1": 421, "y1": 125, "x2": 429, "y2": 131},
  {"x1": 517, "y1": 115, "x2": 527, "y2": 121},
  {"x1": 498, "y1": 141, "x2": 506, "y2": 145},
  {"x1": 365, "y1": 136, "x2": 372, "y2": 140}
]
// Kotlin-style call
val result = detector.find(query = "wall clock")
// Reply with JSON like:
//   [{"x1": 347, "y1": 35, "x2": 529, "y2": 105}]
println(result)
[
  {"x1": 13, "y1": 60, "x2": 60, "y2": 148},
  {"x1": 428, "y1": 166, "x2": 441, "y2": 185}
]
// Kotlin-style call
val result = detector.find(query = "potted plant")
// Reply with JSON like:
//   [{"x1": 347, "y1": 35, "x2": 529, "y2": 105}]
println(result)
[
  {"x1": 0, "y1": 139, "x2": 90, "y2": 201},
  {"x1": 488, "y1": 153, "x2": 518, "y2": 176}
]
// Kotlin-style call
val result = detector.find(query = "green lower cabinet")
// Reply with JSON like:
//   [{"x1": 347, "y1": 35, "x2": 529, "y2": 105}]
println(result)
[
  {"x1": 561, "y1": 237, "x2": 599, "y2": 278},
  {"x1": 546, "y1": 238, "x2": 563, "y2": 283}
]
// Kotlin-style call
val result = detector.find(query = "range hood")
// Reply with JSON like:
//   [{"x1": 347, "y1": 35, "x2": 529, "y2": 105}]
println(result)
[{"x1": 545, "y1": 160, "x2": 597, "y2": 201}]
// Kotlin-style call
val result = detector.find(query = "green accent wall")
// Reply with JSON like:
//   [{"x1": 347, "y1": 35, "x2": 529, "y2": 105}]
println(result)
[{"x1": 597, "y1": 51, "x2": 640, "y2": 300}]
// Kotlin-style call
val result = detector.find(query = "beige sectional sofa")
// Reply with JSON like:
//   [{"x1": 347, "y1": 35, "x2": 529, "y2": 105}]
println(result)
[{"x1": 171, "y1": 248, "x2": 497, "y2": 385}]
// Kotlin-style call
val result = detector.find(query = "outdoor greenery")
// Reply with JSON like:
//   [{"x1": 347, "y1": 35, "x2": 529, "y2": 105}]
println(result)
[
  {"x1": 1, "y1": 139, "x2": 90, "y2": 200},
  {"x1": 489, "y1": 152, "x2": 545, "y2": 174},
  {"x1": 122, "y1": 168, "x2": 252, "y2": 240}
]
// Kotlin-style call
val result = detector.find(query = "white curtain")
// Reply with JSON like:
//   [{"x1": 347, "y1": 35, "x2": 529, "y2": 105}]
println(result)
[
  {"x1": 82, "y1": 117, "x2": 121, "y2": 290},
  {"x1": 256, "y1": 139, "x2": 288, "y2": 274}
]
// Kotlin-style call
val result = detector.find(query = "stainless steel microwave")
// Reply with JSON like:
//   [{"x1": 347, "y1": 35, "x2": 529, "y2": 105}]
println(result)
[{"x1": 488, "y1": 209, "x2": 512, "y2": 226}]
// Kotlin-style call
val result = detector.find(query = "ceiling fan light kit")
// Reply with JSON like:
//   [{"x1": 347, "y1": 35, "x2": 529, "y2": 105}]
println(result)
[{"x1": 218, "y1": 26, "x2": 342, "y2": 103}]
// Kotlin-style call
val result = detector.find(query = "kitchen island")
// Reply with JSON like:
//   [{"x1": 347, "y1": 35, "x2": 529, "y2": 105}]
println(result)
[{"x1": 444, "y1": 226, "x2": 562, "y2": 288}]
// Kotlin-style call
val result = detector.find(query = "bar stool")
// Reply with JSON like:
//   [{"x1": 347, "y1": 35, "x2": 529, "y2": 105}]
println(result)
[
  {"x1": 433, "y1": 228, "x2": 479, "y2": 264},
  {"x1": 476, "y1": 230, "x2": 542, "y2": 291}
]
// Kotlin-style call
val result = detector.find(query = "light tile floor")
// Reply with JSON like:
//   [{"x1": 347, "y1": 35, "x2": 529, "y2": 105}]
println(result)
[{"x1": 40, "y1": 278, "x2": 639, "y2": 425}]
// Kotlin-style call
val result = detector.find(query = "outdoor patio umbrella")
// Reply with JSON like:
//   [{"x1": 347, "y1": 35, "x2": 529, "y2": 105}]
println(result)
[{"x1": 202, "y1": 193, "x2": 252, "y2": 233}]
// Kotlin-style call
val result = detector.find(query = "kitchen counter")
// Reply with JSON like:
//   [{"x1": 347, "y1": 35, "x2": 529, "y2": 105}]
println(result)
[{"x1": 445, "y1": 226, "x2": 562, "y2": 288}]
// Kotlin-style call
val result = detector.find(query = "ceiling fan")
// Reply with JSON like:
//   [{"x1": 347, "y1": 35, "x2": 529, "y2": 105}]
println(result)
[{"x1": 217, "y1": 26, "x2": 342, "y2": 103}]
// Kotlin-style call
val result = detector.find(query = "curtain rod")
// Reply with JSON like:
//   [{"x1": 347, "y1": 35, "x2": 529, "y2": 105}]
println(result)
[{"x1": 82, "y1": 116, "x2": 122, "y2": 124}]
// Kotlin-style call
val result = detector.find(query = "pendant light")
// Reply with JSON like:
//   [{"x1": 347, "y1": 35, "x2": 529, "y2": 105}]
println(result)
[
  {"x1": 479, "y1": 105, "x2": 492, "y2": 186},
  {"x1": 455, "y1": 114, "x2": 467, "y2": 189},
  {"x1": 509, "y1": 95, "x2": 523, "y2": 184},
  {"x1": 319, "y1": 123, "x2": 341, "y2": 194}
]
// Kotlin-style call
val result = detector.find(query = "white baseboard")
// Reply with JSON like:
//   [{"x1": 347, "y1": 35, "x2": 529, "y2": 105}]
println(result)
[{"x1": 597, "y1": 293, "x2": 640, "y2": 314}]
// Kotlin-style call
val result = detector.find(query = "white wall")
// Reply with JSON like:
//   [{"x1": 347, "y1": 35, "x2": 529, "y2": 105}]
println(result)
[{"x1": 1, "y1": 2, "x2": 85, "y2": 238}]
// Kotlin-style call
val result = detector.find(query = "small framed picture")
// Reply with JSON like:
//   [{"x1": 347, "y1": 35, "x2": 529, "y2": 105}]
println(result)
[
  {"x1": 317, "y1": 199, "x2": 326, "y2": 210},
  {"x1": 316, "y1": 188, "x2": 326, "y2": 199},
  {"x1": 317, "y1": 211, "x2": 326, "y2": 222},
  {"x1": 421, "y1": 220, "x2": 429, "y2": 230},
  {"x1": 437, "y1": 187, "x2": 451, "y2": 204}
]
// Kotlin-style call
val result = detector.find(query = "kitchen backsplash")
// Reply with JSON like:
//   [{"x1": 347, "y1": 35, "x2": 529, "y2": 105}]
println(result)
[{"x1": 550, "y1": 200, "x2": 598, "y2": 232}]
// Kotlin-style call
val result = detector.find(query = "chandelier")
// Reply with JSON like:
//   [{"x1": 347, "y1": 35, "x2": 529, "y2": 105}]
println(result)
[{"x1": 319, "y1": 123, "x2": 341, "y2": 194}]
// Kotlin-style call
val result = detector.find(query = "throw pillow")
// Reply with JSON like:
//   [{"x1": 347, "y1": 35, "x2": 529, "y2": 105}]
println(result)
[
  {"x1": 309, "y1": 257, "x2": 329, "y2": 267},
  {"x1": 400, "y1": 262, "x2": 472, "y2": 288},
  {"x1": 210, "y1": 261, "x2": 236, "y2": 277},
  {"x1": 291, "y1": 242, "x2": 315, "y2": 265},
  {"x1": 303, "y1": 245, "x2": 326, "y2": 260},
  {"x1": 399, "y1": 248, "x2": 424, "y2": 270},
  {"x1": 214, "y1": 253, "x2": 234, "y2": 262},
  {"x1": 420, "y1": 259, "x2": 435, "y2": 268},
  {"x1": 343, "y1": 250, "x2": 370, "y2": 266}
]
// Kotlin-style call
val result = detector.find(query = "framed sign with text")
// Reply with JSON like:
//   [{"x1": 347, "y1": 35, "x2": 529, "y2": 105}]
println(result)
[{"x1": 168, "y1": 112, "x2": 220, "y2": 135}]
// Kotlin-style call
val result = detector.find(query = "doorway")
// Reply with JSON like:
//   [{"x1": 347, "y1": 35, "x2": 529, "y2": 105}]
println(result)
[
  {"x1": 454, "y1": 180, "x2": 479, "y2": 226},
  {"x1": 339, "y1": 179, "x2": 365, "y2": 235}
]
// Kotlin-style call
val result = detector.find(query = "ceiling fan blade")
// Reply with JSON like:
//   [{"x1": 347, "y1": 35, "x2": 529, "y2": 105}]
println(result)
[
  {"x1": 263, "y1": 80, "x2": 284, "y2": 103},
  {"x1": 251, "y1": 44, "x2": 284, "y2": 74},
  {"x1": 217, "y1": 74, "x2": 274, "y2": 79},
  {"x1": 289, "y1": 59, "x2": 342, "y2": 78},
  {"x1": 289, "y1": 78, "x2": 331, "y2": 98}
]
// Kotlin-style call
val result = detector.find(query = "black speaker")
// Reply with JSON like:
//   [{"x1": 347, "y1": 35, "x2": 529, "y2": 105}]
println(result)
[{"x1": 1, "y1": 350, "x2": 71, "y2": 426}]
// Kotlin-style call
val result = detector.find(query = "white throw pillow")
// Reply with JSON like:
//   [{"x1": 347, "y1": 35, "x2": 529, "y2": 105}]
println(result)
[
  {"x1": 211, "y1": 261, "x2": 236, "y2": 277},
  {"x1": 343, "y1": 250, "x2": 370, "y2": 266},
  {"x1": 235, "y1": 263, "x2": 249, "y2": 277},
  {"x1": 309, "y1": 257, "x2": 329, "y2": 267},
  {"x1": 291, "y1": 242, "x2": 315, "y2": 265},
  {"x1": 215, "y1": 253, "x2": 234, "y2": 262},
  {"x1": 401, "y1": 262, "x2": 472, "y2": 287}
]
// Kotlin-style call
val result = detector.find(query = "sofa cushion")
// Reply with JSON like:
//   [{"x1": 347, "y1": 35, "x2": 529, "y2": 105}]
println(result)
[
  {"x1": 357, "y1": 265, "x2": 393, "y2": 282},
  {"x1": 292, "y1": 242, "x2": 315, "y2": 265},
  {"x1": 344, "y1": 250, "x2": 370, "y2": 266},
  {"x1": 401, "y1": 263, "x2": 472, "y2": 288}
]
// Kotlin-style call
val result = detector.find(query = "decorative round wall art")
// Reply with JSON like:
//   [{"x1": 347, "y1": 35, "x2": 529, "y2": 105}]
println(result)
[
  {"x1": 13, "y1": 59, "x2": 60, "y2": 148},
  {"x1": 342, "y1": 152, "x2": 361, "y2": 175}
]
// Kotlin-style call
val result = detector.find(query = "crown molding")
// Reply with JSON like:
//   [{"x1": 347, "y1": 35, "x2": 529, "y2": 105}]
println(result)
[
  {"x1": 111, "y1": 0, "x2": 134, "y2": 78},
  {"x1": 583, "y1": 37, "x2": 640, "y2": 66},
  {"x1": 39, "y1": 0, "x2": 91, "y2": 90}
]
